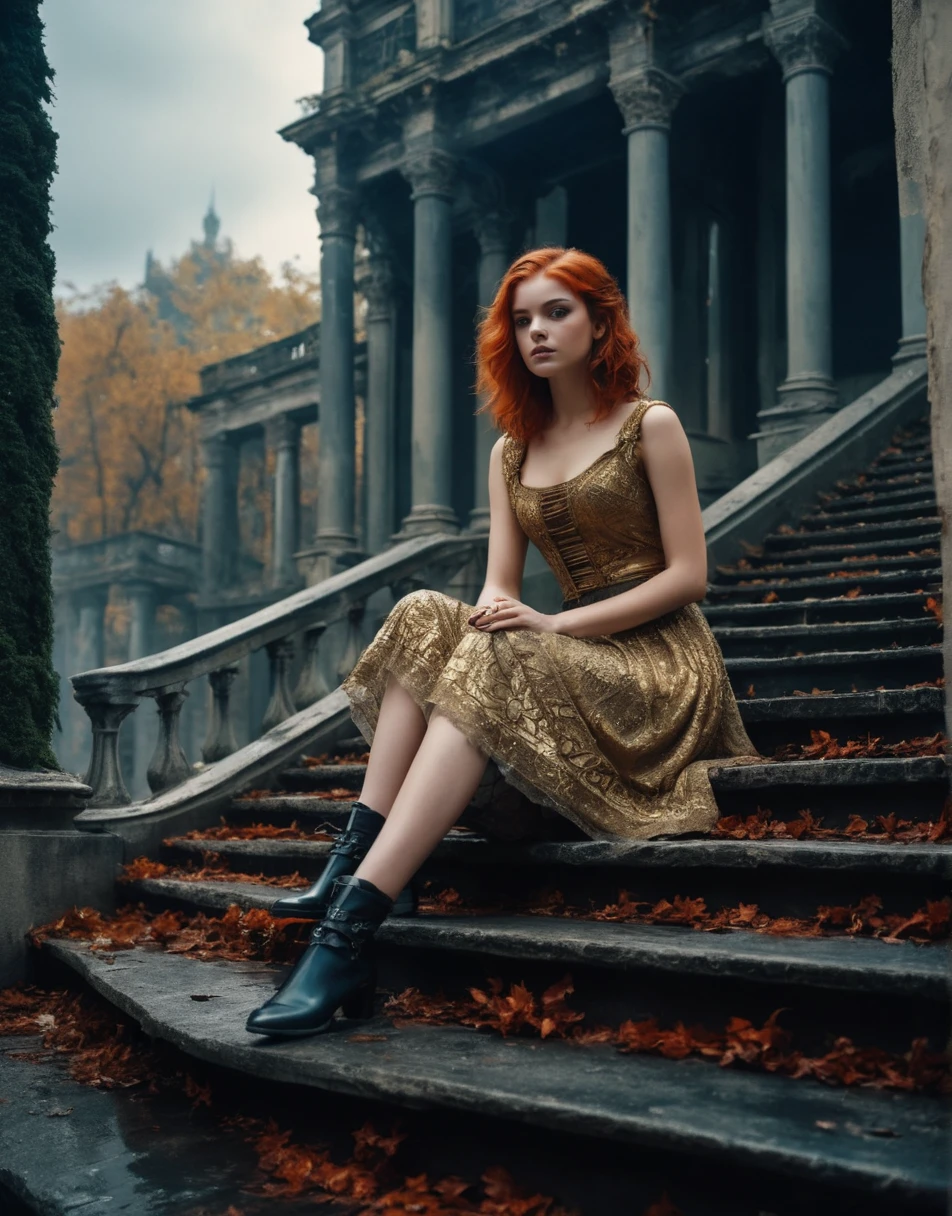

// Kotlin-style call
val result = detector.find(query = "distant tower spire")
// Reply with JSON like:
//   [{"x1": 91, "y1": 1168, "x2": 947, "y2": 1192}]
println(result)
[{"x1": 202, "y1": 187, "x2": 220, "y2": 249}]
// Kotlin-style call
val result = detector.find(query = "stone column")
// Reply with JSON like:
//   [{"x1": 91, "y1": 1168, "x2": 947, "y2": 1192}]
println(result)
[
  {"x1": 360, "y1": 251, "x2": 398, "y2": 554},
  {"x1": 890, "y1": 0, "x2": 928, "y2": 364},
  {"x1": 266, "y1": 415, "x2": 301, "y2": 588},
  {"x1": 69, "y1": 586, "x2": 108, "y2": 779},
  {"x1": 469, "y1": 211, "x2": 510, "y2": 532},
  {"x1": 609, "y1": 68, "x2": 684, "y2": 403},
  {"x1": 755, "y1": 3, "x2": 846, "y2": 463},
  {"x1": 126, "y1": 580, "x2": 158, "y2": 800},
  {"x1": 310, "y1": 182, "x2": 363, "y2": 578},
  {"x1": 200, "y1": 432, "x2": 239, "y2": 594},
  {"x1": 396, "y1": 149, "x2": 460, "y2": 537}
]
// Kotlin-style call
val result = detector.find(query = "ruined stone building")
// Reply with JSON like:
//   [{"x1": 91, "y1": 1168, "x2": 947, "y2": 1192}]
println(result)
[{"x1": 190, "y1": 0, "x2": 924, "y2": 615}]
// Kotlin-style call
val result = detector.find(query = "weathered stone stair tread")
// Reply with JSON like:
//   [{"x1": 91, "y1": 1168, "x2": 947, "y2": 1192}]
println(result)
[
  {"x1": 161, "y1": 832, "x2": 952, "y2": 876},
  {"x1": 278, "y1": 764, "x2": 368, "y2": 787},
  {"x1": 44, "y1": 942, "x2": 950, "y2": 1201},
  {"x1": 737, "y1": 688, "x2": 943, "y2": 719},
  {"x1": 0, "y1": 1036, "x2": 332, "y2": 1216},
  {"x1": 712, "y1": 619, "x2": 940, "y2": 644},
  {"x1": 111, "y1": 893, "x2": 949, "y2": 997},
  {"x1": 744, "y1": 535, "x2": 940, "y2": 561},
  {"x1": 707, "y1": 755, "x2": 946, "y2": 786},
  {"x1": 765, "y1": 518, "x2": 940, "y2": 546},
  {"x1": 718, "y1": 556, "x2": 939, "y2": 584},
  {"x1": 725, "y1": 646, "x2": 941, "y2": 673},
  {"x1": 802, "y1": 499, "x2": 937, "y2": 525},
  {"x1": 711, "y1": 571, "x2": 941, "y2": 598},
  {"x1": 702, "y1": 592, "x2": 940, "y2": 621}
]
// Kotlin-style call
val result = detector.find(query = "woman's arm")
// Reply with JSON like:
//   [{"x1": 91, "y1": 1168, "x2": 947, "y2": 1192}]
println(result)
[
  {"x1": 554, "y1": 403, "x2": 709, "y2": 638},
  {"x1": 473, "y1": 435, "x2": 528, "y2": 607}
]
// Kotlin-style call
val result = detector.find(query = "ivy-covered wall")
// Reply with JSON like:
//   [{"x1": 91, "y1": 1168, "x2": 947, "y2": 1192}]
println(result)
[{"x1": 0, "y1": 0, "x2": 61, "y2": 769}]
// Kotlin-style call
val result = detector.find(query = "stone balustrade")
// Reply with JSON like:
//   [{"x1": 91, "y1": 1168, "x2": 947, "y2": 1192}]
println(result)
[{"x1": 69, "y1": 534, "x2": 487, "y2": 811}]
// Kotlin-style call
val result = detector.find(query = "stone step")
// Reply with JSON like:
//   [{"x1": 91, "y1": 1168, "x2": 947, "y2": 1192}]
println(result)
[
  {"x1": 44, "y1": 941, "x2": 950, "y2": 1209},
  {"x1": 819, "y1": 481, "x2": 936, "y2": 506},
  {"x1": 737, "y1": 687, "x2": 945, "y2": 750},
  {"x1": 735, "y1": 535, "x2": 941, "y2": 570},
  {"x1": 278, "y1": 764, "x2": 368, "y2": 793},
  {"x1": 115, "y1": 885, "x2": 948, "y2": 1006},
  {"x1": 725, "y1": 644, "x2": 943, "y2": 696},
  {"x1": 712, "y1": 617, "x2": 941, "y2": 658},
  {"x1": 228, "y1": 793, "x2": 357, "y2": 826},
  {"x1": 701, "y1": 590, "x2": 941, "y2": 626},
  {"x1": 706, "y1": 568, "x2": 942, "y2": 604},
  {"x1": 763, "y1": 516, "x2": 940, "y2": 552},
  {"x1": 847, "y1": 467, "x2": 934, "y2": 491},
  {"x1": 153, "y1": 821, "x2": 950, "y2": 945},
  {"x1": 800, "y1": 496, "x2": 937, "y2": 527},
  {"x1": 715, "y1": 553, "x2": 940, "y2": 587},
  {"x1": 0, "y1": 1034, "x2": 337, "y2": 1216}
]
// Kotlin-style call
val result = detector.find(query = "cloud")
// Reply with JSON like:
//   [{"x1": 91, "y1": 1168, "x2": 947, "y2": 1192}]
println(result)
[{"x1": 40, "y1": 0, "x2": 324, "y2": 295}]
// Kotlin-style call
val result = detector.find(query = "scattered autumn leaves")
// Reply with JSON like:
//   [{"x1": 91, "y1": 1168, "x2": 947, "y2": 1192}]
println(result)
[
  {"x1": 0, "y1": 983, "x2": 589, "y2": 1215},
  {"x1": 383, "y1": 974, "x2": 951, "y2": 1096},
  {"x1": 418, "y1": 887, "x2": 950, "y2": 945},
  {"x1": 712, "y1": 799, "x2": 950, "y2": 843}
]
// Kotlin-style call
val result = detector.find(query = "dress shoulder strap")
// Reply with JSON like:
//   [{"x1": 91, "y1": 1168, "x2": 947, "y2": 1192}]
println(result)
[
  {"x1": 618, "y1": 398, "x2": 677, "y2": 466},
  {"x1": 500, "y1": 432, "x2": 526, "y2": 496}
]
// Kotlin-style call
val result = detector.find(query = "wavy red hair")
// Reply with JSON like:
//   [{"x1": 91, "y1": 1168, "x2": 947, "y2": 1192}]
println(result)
[{"x1": 474, "y1": 246, "x2": 650, "y2": 443}]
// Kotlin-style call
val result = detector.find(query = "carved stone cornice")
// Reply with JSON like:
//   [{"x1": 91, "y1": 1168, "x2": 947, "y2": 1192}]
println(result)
[
  {"x1": 609, "y1": 68, "x2": 685, "y2": 133},
  {"x1": 401, "y1": 148, "x2": 458, "y2": 202},
  {"x1": 315, "y1": 183, "x2": 360, "y2": 240},
  {"x1": 763, "y1": 10, "x2": 847, "y2": 80}
]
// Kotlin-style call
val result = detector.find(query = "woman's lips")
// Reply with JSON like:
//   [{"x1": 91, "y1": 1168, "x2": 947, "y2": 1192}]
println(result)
[{"x1": 532, "y1": 350, "x2": 554, "y2": 359}]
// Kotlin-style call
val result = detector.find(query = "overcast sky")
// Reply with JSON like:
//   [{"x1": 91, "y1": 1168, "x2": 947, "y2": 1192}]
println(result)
[{"x1": 40, "y1": 0, "x2": 324, "y2": 297}]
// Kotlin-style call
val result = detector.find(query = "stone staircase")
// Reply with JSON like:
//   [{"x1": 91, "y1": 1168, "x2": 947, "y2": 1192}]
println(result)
[{"x1": 18, "y1": 413, "x2": 951, "y2": 1215}]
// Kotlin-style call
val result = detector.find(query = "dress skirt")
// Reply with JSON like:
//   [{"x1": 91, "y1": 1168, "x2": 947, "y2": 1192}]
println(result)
[{"x1": 341, "y1": 587, "x2": 763, "y2": 841}]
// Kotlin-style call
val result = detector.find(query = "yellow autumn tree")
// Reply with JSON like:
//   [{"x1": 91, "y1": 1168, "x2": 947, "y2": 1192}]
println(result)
[{"x1": 53, "y1": 244, "x2": 321, "y2": 546}]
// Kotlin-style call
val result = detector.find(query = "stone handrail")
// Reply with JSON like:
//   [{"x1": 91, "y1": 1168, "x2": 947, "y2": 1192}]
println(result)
[
  {"x1": 70, "y1": 533, "x2": 487, "y2": 828},
  {"x1": 702, "y1": 358, "x2": 929, "y2": 576}
]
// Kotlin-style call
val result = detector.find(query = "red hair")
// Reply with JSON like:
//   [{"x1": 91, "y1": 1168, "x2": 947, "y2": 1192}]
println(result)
[{"x1": 474, "y1": 246, "x2": 650, "y2": 443}]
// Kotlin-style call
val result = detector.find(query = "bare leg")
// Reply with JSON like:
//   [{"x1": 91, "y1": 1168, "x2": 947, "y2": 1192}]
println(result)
[
  {"x1": 356, "y1": 674, "x2": 428, "y2": 816},
  {"x1": 353, "y1": 709, "x2": 489, "y2": 900}
]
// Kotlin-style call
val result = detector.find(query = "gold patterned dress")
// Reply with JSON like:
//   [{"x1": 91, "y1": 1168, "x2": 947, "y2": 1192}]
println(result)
[{"x1": 342, "y1": 397, "x2": 763, "y2": 840}]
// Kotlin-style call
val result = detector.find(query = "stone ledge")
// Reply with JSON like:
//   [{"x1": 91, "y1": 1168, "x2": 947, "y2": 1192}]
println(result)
[
  {"x1": 120, "y1": 881, "x2": 950, "y2": 998},
  {"x1": 44, "y1": 941, "x2": 950, "y2": 1201},
  {"x1": 163, "y1": 833, "x2": 952, "y2": 877}
]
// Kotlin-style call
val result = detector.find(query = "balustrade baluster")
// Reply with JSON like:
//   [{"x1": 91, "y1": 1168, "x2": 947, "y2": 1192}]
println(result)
[
  {"x1": 336, "y1": 600, "x2": 367, "y2": 684},
  {"x1": 293, "y1": 622, "x2": 330, "y2": 709},
  {"x1": 203, "y1": 665, "x2": 240, "y2": 763},
  {"x1": 262, "y1": 638, "x2": 297, "y2": 732},
  {"x1": 146, "y1": 685, "x2": 192, "y2": 794},
  {"x1": 76, "y1": 693, "x2": 138, "y2": 808}
]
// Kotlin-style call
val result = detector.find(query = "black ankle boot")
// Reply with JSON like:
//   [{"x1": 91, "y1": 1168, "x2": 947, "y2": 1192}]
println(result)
[
  {"x1": 270, "y1": 802, "x2": 417, "y2": 919},
  {"x1": 245, "y1": 874, "x2": 393, "y2": 1038}
]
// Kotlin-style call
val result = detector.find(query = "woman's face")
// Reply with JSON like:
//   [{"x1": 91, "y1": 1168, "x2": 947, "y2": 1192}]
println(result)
[{"x1": 511, "y1": 272, "x2": 605, "y2": 379}]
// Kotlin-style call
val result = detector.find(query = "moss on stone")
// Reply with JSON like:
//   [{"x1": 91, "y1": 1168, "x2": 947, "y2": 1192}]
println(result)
[{"x1": 0, "y1": 1, "x2": 61, "y2": 768}]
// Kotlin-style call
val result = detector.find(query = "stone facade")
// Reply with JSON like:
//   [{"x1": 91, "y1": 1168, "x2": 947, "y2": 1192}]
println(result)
[{"x1": 195, "y1": 0, "x2": 923, "y2": 602}]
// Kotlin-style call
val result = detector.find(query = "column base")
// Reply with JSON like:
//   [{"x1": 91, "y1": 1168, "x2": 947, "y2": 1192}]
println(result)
[
  {"x1": 295, "y1": 537, "x2": 366, "y2": 587},
  {"x1": 749, "y1": 376, "x2": 839, "y2": 467},
  {"x1": 467, "y1": 507, "x2": 491, "y2": 534},
  {"x1": 392, "y1": 504, "x2": 460, "y2": 540},
  {"x1": 892, "y1": 334, "x2": 927, "y2": 366}
]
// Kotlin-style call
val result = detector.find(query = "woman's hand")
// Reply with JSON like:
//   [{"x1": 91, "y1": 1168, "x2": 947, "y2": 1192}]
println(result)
[{"x1": 468, "y1": 596, "x2": 562, "y2": 634}]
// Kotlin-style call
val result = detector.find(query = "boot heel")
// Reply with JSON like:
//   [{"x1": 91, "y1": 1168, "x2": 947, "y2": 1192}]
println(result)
[
  {"x1": 393, "y1": 878, "x2": 419, "y2": 918},
  {"x1": 341, "y1": 981, "x2": 376, "y2": 1020}
]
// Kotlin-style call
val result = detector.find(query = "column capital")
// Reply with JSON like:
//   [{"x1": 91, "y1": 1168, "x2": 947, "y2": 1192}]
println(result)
[
  {"x1": 763, "y1": 7, "x2": 847, "y2": 81},
  {"x1": 360, "y1": 254, "x2": 396, "y2": 321},
  {"x1": 401, "y1": 148, "x2": 459, "y2": 201},
  {"x1": 315, "y1": 182, "x2": 360, "y2": 240},
  {"x1": 473, "y1": 210, "x2": 511, "y2": 257},
  {"x1": 200, "y1": 431, "x2": 233, "y2": 466},
  {"x1": 610, "y1": 68, "x2": 685, "y2": 134},
  {"x1": 264, "y1": 413, "x2": 299, "y2": 451}
]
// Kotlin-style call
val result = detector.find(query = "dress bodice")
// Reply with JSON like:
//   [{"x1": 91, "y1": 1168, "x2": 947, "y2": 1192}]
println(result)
[{"x1": 501, "y1": 397, "x2": 673, "y2": 602}]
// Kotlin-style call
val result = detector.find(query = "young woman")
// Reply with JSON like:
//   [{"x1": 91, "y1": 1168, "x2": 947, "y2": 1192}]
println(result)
[{"x1": 246, "y1": 246, "x2": 762, "y2": 1038}]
